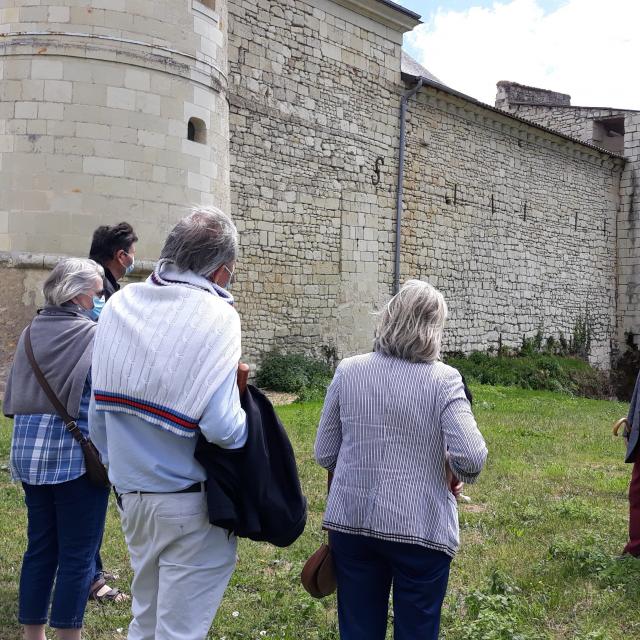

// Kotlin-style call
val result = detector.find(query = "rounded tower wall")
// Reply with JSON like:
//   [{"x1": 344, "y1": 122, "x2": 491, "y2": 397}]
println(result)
[{"x1": 0, "y1": 0, "x2": 229, "y2": 260}]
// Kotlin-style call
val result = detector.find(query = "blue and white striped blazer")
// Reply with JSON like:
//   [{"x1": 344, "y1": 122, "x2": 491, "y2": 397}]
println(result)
[{"x1": 314, "y1": 351, "x2": 487, "y2": 557}]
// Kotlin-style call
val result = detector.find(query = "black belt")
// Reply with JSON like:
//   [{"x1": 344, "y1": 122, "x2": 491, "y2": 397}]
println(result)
[
  {"x1": 113, "y1": 482, "x2": 204, "y2": 508},
  {"x1": 127, "y1": 482, "x2": 204, "y2": 496}
]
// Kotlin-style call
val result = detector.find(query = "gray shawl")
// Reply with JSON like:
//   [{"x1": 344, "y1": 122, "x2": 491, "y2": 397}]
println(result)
[{"x1": 3, "y1": 307, "x2": 96, "y2": 419}]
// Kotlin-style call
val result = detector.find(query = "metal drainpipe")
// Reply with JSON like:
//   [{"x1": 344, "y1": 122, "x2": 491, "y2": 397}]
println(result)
[{"x1": 394, "y1": 78, "x2": 423, "y2": 294}]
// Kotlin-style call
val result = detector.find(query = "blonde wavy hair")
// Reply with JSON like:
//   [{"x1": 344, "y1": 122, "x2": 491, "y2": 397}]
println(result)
[{"x1": 373, "y1": 279, "x2": 448, "y2": 363}]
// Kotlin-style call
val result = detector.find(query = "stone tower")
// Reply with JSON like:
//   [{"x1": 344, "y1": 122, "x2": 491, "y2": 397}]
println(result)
[{"x1": 0, "y1": 1, "x2": 229, "y2": 376}]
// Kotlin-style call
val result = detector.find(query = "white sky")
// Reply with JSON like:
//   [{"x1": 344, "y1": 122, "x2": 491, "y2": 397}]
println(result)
[{"x1": 404, "y1": 0, "x2": 640, "y2": 110}]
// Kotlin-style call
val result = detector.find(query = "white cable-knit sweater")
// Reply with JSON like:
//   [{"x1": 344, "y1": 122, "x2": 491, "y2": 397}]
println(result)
[{"x1": 91, "y1": 261, "x2": 241, "y2": 438}]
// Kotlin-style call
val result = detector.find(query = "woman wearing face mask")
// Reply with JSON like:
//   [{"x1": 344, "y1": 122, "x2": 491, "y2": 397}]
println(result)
[
  {"x1": 89, "y1": 222, "x2": 138, "y2": 309},
  {"x1": 3, "y1": 258, "x2": 126, "y2": 640}
]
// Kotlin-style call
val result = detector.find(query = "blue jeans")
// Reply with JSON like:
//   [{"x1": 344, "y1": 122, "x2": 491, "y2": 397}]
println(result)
[
  {"x1": 329, "y1": 530, "x2": 451, "y2": 640},
  {"x1": 93, "y1": 546, "x2": 104, "y2": 583},
  {"x1": 19, "y1": 474, "x2": 109, "y2": 629}
]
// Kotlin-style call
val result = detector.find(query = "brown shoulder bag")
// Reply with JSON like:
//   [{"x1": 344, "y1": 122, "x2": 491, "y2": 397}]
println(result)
[
  {"x1": 301, "y1": 471, "x2": 336, "y2": 598},
  {"x1": 24, "y1": 324, "x2": 110, "y2": 488}
]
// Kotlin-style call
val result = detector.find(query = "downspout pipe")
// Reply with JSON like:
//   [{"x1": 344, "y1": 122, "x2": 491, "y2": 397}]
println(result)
[{"x1": 394, "y1": 77, "x2": 423, "y2": 294}]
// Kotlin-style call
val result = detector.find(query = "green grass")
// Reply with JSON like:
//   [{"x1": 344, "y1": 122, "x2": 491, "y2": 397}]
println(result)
[{"x1": 1, "y1": 386, "x2": 639, "y2": 639}]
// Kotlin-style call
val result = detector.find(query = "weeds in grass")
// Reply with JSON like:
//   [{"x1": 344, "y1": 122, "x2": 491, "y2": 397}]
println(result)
[
  {"x1": 445, "y1": 352, "x2": 611, "y2": 398},
  {"x1": 444, "y1": 570, "x2": 542, "y2": 640},
  {"x1": 549, "y1": 535, "x2": 640, "y2": 595}
]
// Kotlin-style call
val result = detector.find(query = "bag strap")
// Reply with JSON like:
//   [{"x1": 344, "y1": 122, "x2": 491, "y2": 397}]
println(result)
[{"x1": 23, "y1": 323, "x2": 87, "y2": 445}]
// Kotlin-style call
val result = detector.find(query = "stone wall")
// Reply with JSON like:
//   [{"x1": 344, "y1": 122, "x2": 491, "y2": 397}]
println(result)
[
  {"x1": 0, "y1": 1, "x2": 629, "y2": 381},
  {"x1": 496, "y1": 97, "x2": 640, "y2": 351},
  {"x1": 0, "y1": 266, "x2": 40, "y2": 386},
  {"x1": 227, "y1": 0, "x2": 417, "y2": 363},
  {"x1": 499, "y1": 104, "x2": 630, "y2": 147},
  {"x1": 0, "y1": 1, "x2": 230, "y2": 257},
  {"x1": 226, "y1": 0, "x2": 625, "y2": 368},
  {"x1": 399, "y1": 87, "x2": 624, "y2": 366},
  {"x1": 495, "y1": 81, "x2": 571, "y2": 109}
]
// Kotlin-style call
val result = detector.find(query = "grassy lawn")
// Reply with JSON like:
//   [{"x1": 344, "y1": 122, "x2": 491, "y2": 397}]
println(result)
[{"x1": 1, "y1": 385, "x2": 639, "y2": 639}]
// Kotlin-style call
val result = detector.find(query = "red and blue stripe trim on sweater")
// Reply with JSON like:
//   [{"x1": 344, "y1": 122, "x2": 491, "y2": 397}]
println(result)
[{"x1": 93, "y1": 390, "x2": 199, "y2": 434}]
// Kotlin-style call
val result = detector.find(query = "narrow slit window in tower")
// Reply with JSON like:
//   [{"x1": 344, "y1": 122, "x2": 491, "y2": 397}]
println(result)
[{"x1": 187, "y1": 117, "x2": 207, "y2": 144}]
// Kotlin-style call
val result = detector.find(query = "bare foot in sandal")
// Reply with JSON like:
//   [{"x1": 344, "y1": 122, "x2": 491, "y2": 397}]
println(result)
[{"x1": 89, "y1": 578, "x2": 129, "y2": 603}]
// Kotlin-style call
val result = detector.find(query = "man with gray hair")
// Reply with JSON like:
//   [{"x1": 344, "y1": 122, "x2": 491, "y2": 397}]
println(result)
[{"x1": 89, "y1": 207, "x2": 247, "y2": 640}]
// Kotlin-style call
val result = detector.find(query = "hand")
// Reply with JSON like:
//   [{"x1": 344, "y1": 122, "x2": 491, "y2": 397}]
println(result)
[
  {"x1": 445, "y1": 456, "x2": 464, "y2": 497},
  {"x1": 450, "y1": 478, "x2": 464, "y2": 497},
  {"x1": 237, "y1": 362, "x2": 250, "y2": 394}
]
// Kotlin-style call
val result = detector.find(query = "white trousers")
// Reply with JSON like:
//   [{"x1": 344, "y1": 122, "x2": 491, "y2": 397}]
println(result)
[{"x1": 119, "y1": 490, "x2": 237, "y2": 640}]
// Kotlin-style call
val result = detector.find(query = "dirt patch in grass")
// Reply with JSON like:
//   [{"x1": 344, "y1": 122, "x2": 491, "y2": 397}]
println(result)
[
  {"x1": 462, "y1": 503, "x2": 489, "y2": 513},
  {"x1": 263, "y1": 390, "x2": 297, "y2": 405}
]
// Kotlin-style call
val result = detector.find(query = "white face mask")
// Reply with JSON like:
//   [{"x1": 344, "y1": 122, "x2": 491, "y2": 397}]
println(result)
[{"x1": 223, "y1": 265, "x2": 234, "y2": 290}]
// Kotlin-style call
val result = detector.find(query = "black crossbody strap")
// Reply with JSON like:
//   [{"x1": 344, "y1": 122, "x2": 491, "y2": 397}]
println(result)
[{"x1": 24, "y1": 324, "x2": 87, "y2": 445}]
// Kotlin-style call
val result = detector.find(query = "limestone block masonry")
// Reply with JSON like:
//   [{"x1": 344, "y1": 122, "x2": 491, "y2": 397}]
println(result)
[
  {"x1": 496, "y1": 82, "x2": 640, "y2": 352},
  {"x1": 403, "y1": 88, "x2": 623, "y2": 367},
  {"x1": 227, "y1": 0, "x2": 418, "y2": 364},
  {"x1": 227, "y1": 1, "x2": 623, "y2": 368},
  {"x1": 0, "y1": 0, "x2": 230, "y2": 382}
]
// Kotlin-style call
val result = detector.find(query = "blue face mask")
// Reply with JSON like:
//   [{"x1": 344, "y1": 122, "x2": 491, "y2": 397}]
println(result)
[
  {"x1": 90, "y1": 295, "x2": 105, "y2": 321},
  {"x1": 125, "y1": 256, "x2": 135, "y2": 276}
]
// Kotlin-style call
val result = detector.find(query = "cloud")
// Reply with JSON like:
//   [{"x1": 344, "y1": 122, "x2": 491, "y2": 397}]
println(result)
[{"x1": 405, "y1": 0, "x2": 640, "y2": 110}]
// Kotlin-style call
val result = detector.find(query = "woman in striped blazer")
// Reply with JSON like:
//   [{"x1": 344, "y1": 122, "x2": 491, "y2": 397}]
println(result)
[{"x1": 315, "y1": 279, "x2": 488, "y2": 640}]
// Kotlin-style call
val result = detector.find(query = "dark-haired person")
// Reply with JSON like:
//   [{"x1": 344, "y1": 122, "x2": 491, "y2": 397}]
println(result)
[
  {"x1": 89, "y1": 222, "x2": 138, "y2": 304},
  {"x1": 87, "y1": 222, "x2": 137, "y2": 601}
]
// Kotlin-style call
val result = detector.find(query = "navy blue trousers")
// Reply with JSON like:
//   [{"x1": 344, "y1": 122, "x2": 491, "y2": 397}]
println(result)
[
  {"x1": 329, "y1": 530, "x2": 451, "y2": 640},
  {"x1": 19, "y1": 474, "x2": 109, "y2": 629}
]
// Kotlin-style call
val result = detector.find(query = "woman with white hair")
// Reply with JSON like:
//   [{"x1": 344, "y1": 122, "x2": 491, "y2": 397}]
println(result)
[
  {"x1": 314, "y1": 279, "x2": 488, "y2": 640},
  {"x1": 3, "y1": 258, "x2": 117, "y2": 640}
]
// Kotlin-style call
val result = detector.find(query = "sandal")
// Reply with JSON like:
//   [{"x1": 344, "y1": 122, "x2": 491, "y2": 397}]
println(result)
[{"x1": 89, "y1": 578, "x2": 129, "y2": 603}]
